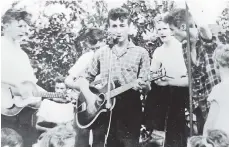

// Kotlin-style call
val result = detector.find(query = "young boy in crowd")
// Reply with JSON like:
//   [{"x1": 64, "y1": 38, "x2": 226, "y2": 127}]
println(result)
[
  {"x1": 203, "y1": 44, "x2": 229, "y2": 136},
  {"x1": 36, "y1": 76, "x2": 74, "y2": 133}
]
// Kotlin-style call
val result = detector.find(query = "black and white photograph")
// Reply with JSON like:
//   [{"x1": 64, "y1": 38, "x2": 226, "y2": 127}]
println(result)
[{"x1": 1, "y1": 0, "x2": 229, "y2": 147}]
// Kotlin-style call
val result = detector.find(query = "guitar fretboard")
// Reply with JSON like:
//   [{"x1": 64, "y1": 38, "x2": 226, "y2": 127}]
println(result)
[
  {"x1": 32, "y1": 92, "x2": 65, "y2": 98},
  {"x1": 105, "y1": 75, "x2": 164, "y2": 98}
]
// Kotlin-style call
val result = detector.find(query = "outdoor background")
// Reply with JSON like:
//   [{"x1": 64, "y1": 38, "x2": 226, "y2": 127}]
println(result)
[{"x1": 1, "y1": 0, "x2": 229, "y2": 91}]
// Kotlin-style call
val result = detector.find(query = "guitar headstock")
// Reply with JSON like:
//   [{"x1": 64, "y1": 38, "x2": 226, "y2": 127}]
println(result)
[{"x1": 149, "y1": 67, "x2": 167, "y2": 81}]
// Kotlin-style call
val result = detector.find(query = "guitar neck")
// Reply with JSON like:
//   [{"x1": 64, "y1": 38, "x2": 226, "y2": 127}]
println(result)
[
  {"x1": 32, "y1": 92, "x2": 65, "y2": 98},
  {"x1": 11, "y1": 87, "x2": 64, "y2": 98},
  {"x1": 107, "y1": 75, "x2": 164, "y2": 98}
]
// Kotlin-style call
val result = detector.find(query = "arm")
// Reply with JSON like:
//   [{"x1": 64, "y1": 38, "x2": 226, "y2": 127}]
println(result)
[
  {"x1": 168, "y1": 76, "x2": 189, "y2": 87},
  {"x1": 199, "y1": 25, "x2": 212, "y2": 40},
  {"x1": 65, "y1": 75, "x2": 81, "y2": 90},
  {"x1": 203, "y1": 100, "x2": 219, "y2": 136},
  {"x1": 65, "y1": 52, "x2": 95, "y2": 89},
  {"x1": 137, "y1": 50, "x2": 151, "y2": 94}
]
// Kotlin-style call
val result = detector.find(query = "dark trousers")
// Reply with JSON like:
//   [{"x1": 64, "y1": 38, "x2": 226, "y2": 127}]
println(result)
[
  {"x1": 1, "y1": 107, "x2": 39, "y2": 147},
  {"x1": 144, "y1": 83, "x2": 189, "y2": 147},
  {"x1": 75, "y1": 89, "x2": 142, "y2": 147}
]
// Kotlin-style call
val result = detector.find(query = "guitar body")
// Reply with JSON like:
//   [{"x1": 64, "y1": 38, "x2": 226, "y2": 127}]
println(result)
[
  {"x1": 76, "y1": 82, "x2": 116, "y2": 129},
  {"x1": 1, "y1": 105, "x2": 37, "y2": 116},
  {"x1": 1, "y1": 81, "x2": 39, "y2": 116}
]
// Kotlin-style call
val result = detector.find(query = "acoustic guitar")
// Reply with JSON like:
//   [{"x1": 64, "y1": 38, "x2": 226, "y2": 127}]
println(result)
[
  {"x1": 1, "y1": 81, "x2": 66, "y2": 116},
  {"x1": 76, "y1": 74, "x2": 166, "y2": 129}
]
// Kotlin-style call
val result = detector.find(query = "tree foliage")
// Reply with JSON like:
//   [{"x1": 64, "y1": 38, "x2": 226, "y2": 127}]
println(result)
[{"x1": 217, "y1": 2, "x2": 229, "y2": 45}]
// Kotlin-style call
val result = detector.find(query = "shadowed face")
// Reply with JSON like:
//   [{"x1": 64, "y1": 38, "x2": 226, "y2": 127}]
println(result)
[
  {"x1": 55, "y1": 83, "x2": 67, "y2": 93},
  {"x1": 169, "y1": 23, "x2": 198, "y2": 43}
]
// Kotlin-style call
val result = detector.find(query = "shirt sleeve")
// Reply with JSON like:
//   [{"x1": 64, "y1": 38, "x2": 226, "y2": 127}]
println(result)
[
  {"x1": 204, "y1": 48, "x2": 221, "y2": 96},
  {"x1": 83, "y1": 50, "x2": 100, "y2": 83},
  {"x1": 150, "y1": 47, "x2": 162, "y2": 72},
  {"x1": 22, "y1": 52, "x2": 38, "y2": 84},
  {"x1": 68, "y1": 52, "x2": 94, "y2": 77}
]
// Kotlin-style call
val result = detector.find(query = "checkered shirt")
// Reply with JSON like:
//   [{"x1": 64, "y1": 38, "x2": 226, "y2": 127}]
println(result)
[
  {"x1": 182, "y1": 36, "x2": 221, "y2": 110},
  {"x1": 84, "y1": 41, "x2": 151, "y2": 90}
]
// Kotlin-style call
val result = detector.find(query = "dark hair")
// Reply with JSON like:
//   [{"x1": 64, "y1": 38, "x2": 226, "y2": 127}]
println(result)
[
  {"x1": 1, "y1": 128, "x2": 23, "y2": 147},
  {"x1": 164, "y1": 8, "x2": 195, "y2": 28},
  {"x1": 207, "y1": 129, "x2": 229, "y2": 147},
  {"x1": 1, "y1": 9, "x2": 31, "y2": 25},
  {"x1": 55, "y1": 76, "x2": 65, "y2": 84},
  {"x1": 85, "y1": 28, "x2": 105, "y2": 45},
  {"x1": 107, "y1": 7, "x2": 131, "y2": 26}
]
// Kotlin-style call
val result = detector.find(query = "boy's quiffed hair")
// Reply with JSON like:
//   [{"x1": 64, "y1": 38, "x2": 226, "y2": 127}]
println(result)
[
  {"x1": 213, "y1": 44, "x2": 229, "y2": 68},
  {"x1": 55, "y1": 76, "x2": 65, "y2": 84},
  {"x1": 2, "y1": 9, "x2": 31, "y2": 25},
  {"x1": 107, "y1": 7, "x2": 131, "y2": 26},
  {"x1": 207, "y1": 129, "x2": 229, "y2": 147},
  {"x1": 164, "y1": 8, "x2": 195, "y2": 28},
  {"x1": 1, "y1": 128, "x2": 23, "y2": 147}
]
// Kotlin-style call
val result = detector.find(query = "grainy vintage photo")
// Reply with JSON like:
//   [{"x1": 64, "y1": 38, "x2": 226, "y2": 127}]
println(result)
[{"x1": 1, "y1": 0, "x2": 229, "y2": 147}]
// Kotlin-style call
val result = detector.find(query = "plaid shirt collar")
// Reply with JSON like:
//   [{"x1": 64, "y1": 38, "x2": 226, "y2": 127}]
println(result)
[{"x1": 112, "y1": 41, "x2": 136, "y2": 58}]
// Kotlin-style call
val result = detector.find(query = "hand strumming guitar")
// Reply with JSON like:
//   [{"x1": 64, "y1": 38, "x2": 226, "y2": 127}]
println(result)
[
  {"x1": 14, "y1": 81, "x2": 42, "y2": 107},
  {"x1": 78, "y1": 78, "x2": 102, "y2": 114}
]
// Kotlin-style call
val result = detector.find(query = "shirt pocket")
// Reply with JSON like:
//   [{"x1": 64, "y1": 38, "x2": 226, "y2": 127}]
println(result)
[{"x1": 121, "y1": 65, "x2": 138, "y2": 83}]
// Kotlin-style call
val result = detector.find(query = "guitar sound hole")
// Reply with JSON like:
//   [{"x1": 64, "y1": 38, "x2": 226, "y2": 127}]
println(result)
[{"x1": 97, "y1": 94, "x2": 105, "y2": 106}]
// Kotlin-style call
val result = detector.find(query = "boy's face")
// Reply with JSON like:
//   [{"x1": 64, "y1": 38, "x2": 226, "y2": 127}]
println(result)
[
  {"x1": 108, "y1": 18, "x2": 130, "y2": 43},
  {"x1": 55, "y1": 83, "x2": 67, "y2": 93},
  {"x1": 169, "y1": 23, "x2": 198, "y2": 43},
  {"x1": 4, "y1": 20, "x2": 29, "y2": 40},
  {"x1": 169, "y1": 24, "x2": 186, "y2": 42},
  {"x1": 156, "y1": 21, "x2": 171, "y2": 43}
]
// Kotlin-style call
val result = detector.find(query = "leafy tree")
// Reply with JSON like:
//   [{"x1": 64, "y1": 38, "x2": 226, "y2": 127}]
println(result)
[{"x1": 217, "y1": 1, "x2": 229, "y2": 44}]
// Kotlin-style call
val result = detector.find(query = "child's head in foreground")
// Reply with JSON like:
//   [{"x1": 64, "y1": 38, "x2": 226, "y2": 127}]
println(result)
[{"x1": 1, "y1": 128, "x2": 23, "y2": 147}]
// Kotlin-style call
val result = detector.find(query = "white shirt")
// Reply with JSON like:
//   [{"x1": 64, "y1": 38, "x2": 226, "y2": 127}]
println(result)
[
  {"x1": 37, "y1": 99, "x2": 74, "y2": 124},
  {"x1": 1, "y1": 36, "x2": 37, "y2": 85},
  {"x1": 151, "y1": 38, "x2": 187, "y2": 78},
  {"x1": 68, "y1": 51, "x2": 95, "y2": 76},
  {"x1": 208, "y1": 77, "x2": 229, "y2": 135}
]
